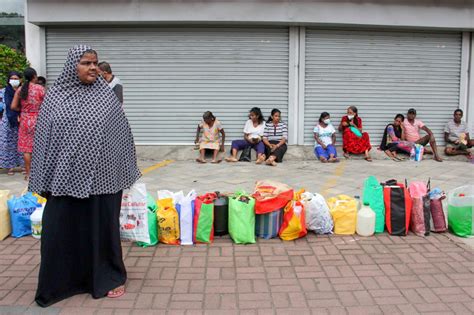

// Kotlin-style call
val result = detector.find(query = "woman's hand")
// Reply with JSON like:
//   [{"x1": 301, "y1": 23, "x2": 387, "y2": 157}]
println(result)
[
  {"x1": 270, "y1": 144, "x2": 277, "y2": 152},
  {"x1": 321, "y1": 144, "x2": 327, "y2": 149}
]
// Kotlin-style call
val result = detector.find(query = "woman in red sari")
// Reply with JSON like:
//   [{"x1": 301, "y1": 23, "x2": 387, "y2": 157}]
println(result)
[{"x1": 338, "y1": 106, "x2": 372, "y2": 161}]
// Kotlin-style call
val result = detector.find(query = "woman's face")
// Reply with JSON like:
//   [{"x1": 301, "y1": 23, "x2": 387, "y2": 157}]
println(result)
[
  {"x1": 249, "y1": 112, "x2": 258, "y2": 122},
  {"x1": 204, "y1": 117, "x2": 214, "y2": 125},
  {"x1": 347, "y1": 107, "x2": 355, "y2": 116},
  {"x1": 77, "y1": 52, "x2": 98, "y2": 84},
  {"x1": 272, "y1": 112, "x2": 281, "y2": 123},
  {"x1": 394, "y1": 117, "x2": 403, "y2": 127}
]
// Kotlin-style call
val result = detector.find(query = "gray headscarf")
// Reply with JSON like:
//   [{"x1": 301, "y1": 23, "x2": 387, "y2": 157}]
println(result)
[{"x1": 29, "y1": 45, "x2": 140, "y2": 198}]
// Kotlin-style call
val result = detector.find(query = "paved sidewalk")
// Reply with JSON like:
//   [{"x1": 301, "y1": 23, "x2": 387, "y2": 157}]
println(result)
[{"x1": 0, "y1": 157, "x2": 472, "y2": 314}]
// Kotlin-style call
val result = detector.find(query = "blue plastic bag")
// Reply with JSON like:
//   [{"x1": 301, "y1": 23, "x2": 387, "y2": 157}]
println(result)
[{"x1": 7, "y1": 192, "x2": 41, "y2": 238}]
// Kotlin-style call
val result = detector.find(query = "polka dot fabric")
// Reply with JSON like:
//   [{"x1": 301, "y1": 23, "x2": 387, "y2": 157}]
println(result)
[{"x1": 29, "y1": 45, "x2": 141, "y2": 198}]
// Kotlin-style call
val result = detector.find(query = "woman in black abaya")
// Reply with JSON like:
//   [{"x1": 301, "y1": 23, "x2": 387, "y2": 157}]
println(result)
[{"x1": 29, "y1": 45, "x2": 140, "y2": 307}]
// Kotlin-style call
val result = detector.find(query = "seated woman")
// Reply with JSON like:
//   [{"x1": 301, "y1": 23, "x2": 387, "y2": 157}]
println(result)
[
  {"x1": 195, "y1": 111, "x2": 225, "y2": 163},
  {"x1": 380, "y1": 114, "x2": 415, "y2": 161},
  {"x1": 313, "y1": 112, "x2": 338, "y2": 163},
  {"x1": 262, "y1": 108, "x2": 288, "y2": 166},
  {"x1": 338, "y1": 106, "x2": 372, "y2": 161},
  {"x1": 226, "y1": 107, "x2": 266, "y2": 163}
]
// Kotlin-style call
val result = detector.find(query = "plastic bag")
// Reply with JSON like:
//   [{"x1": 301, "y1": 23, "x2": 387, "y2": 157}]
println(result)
[
  {"x1": 279, "y1": 190, "x2": 307, "y2": 241},
  {"x1": 0, "y1": 190, "x2": 11, "y2": 240},
  {"x1": 7, "y1": 192, "x2": 41, "y2": 238},
  {"x1": 327, "y1": 195, "x2": 357, "y2": 235},
  {"x1": 301, "y1": 192, "x2": 333, "y2": 234},
  {"x1": 362, "y1": 176, "x2": 385, "y2": 233},
  {"x1": 448, "y1": 185, "x2": 473, "y2": 237},
  {"x1": 255, "y1": 209, "x2": 283, "y2": 239},
  {"x1": 410, "y1": 144, "x2": 424, "y2": 161},
  {"x1": 120, "y1": 183, "x2": 150, "y2": 243},
  {"x1": 253, "y1": 180, "x2": 294, "y2": 214},
  {"x1": 228, "y1": 191, "x2": 256, "y2": 244},
  {"x1": 408, "y1": 181, "x2": 431, "y2": 236},
  {"x1": 157, "y1": 197, "x2": 180, "y2": 245},
  {"x1": 136, "y1": 194, "x2": 159, "y2": 247},
  {"x1": 239, "y1": 146, "x2": 252, "y2": 162},
  {"x1": 194, "y1": 193, "x2": 217, "y2": 243},
  {"x1": 349, "y1": 126, "x2": 362, "y2": 138},
  {"x1": 176, "y1": 190, "x2": 197, "y2": 245}
]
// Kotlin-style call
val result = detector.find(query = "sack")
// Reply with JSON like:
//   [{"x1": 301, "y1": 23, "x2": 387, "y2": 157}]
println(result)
[
  {"x1": 136, "y1": 194, "x2": 159, "y2": 247},
  {"x1": 362, "y1": 176, "x2": 385, "y2": 233},
  {"x1": 447, "y1": 185, "x2": 473, "y2": 237},
  {"x1": 194, "y1": 193, "x2": 217, "y2": 243},
  {"x1": 301, "y1": 192, "x2": 333, "y2": 234},
  {"x1": 176, "y1": 190, "x2": 197, "y2": 245},
  {"x1": 253, "y1": 180, "x2": 294, "y2": 214},
  {"x1": 408, "y1": 180, "x2": 431, "y2": 236},
  {"x1": 214, "y1": 193, "x2": 229, "y2": 236},
  {"x1": 8, "y1": 192, "x2": 41, "y2": 238},
  {"x1": 349, "y1": 126, "x2": 362, "y2": 138},
  {"x1": 0, "y1": 190, "x2": 11, "y2": 240},
  {"x1": 255, "y1": 209, "x2": 283, "y2": 239},
  {"x1": 410, "y1": 144, "x2": 424, "y2": 161},
  {"x1": 239, "y1": 146, "x2": 252, "y2": 162},
  {"x1": 429, "y1": 188, "x2": 447, "y2": 233},
  {"x1": 383, "y1": 180, "x2": 412, "y2": 236},
  {"x1": 327, "y1": 195, "x2": 357, "y2": 235},
  {"x1": 279, "y1": 190, "x2": 307, "y2": 241},
  {"x1": 157, "y1": 197, "x2": 180, "y2": 245},
  {"x1": 120, "y1": 183, "x2": 150, "y2": 243},
  {"x1": 228, "y1": 191, "x2": 256, "y2": 244}
]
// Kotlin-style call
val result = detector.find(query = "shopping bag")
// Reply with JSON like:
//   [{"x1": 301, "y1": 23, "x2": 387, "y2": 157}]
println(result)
[
  {"x1": 253, "y1": 180, "x2": 294, "y2": 214},
  {"x1": 429, "y1": 188, "x2": 447, "y2": 232},
  {"x1": 176, "y1": 190, "x2": 197, "y2": 245},
  {"x1": 349, "y1": 126, "x2": 362, "y2": 138},
  {"x1": 228, "y1": 191, "x2": 256, "y2": 244},
  {"x1": 7, "y1": 192, "x2": 41, "y2": 238},
  {"x1": 408, "y1": 180, "x2": 431, "y2": 236},
  {"x1": 239, "y1": 146, "x2": 252, "y2": 162},
  {"x1": 327, "y1": 195, "x2": 357, "y2": 235},
  {"x1": 214, "y1": 192, "x2": 229, "y2": 236},
  {"x1": 193, "y1": 193, "x2": 217, "y2": 243},
  {"x1": 255, "y1": 209, "x2": 283, "y2": 239},
  {"x1": 157, "y1": 197, "x2": 180, "y2": 245},
  {"x1": 448, "y1": 185, "x2": 473, "y2": 237},
  {"x1": 301, "y1": 192, "x2": 333, "y2": 234},
  {"x1": 382, "y1": 179, "x2": 412, "y2": 236},
  {"x1": 120, "y1": 183, "x2": 150, "y2": 243},
  {"x1": 279, "y1": 190, "x2": 307, "y2": 241},
  {"x1": 0, "y1": 190, "x2": 11, "y2": 240},
  {"x1": 136, "y1": 194, "x2": 159, "y2": 247},
  {"x1": 410, "y1": 144, "x2": 424, "y2": 161},
  {"x1": 362, "y1": 176, "x2": 385, "y2": 233}
]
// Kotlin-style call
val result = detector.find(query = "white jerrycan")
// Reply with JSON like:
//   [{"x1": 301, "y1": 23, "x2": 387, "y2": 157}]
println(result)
[{"x1": 356, "y1": 203, "x2": 375, "y2": 237}]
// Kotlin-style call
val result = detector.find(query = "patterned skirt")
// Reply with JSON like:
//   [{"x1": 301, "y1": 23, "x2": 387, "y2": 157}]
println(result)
[{"x1": 0, "y1": 114, "x2": 24, "y2": 168}]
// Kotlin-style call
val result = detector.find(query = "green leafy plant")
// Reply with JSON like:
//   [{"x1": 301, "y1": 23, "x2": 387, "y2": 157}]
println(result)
[{"x1": 0, "y1": 44, "x2": 30, "y2": 86}]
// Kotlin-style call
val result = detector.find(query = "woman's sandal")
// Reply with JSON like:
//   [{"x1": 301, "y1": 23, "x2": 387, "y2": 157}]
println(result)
[
  {"x1": 225, "y1": 157, "x2": 238, "y2": 162},
  {"x1": 107, "y1": 285, "x2": 125, "y2": 298},
  {"x1": 196, "y1": 158, "x2": 207, "y2": 163},
  {"x1": 343, "y1": 153, "x2": 350, "y2": 159},
  {"x1": 365, "y1": 156, "x2": 373, "y2": 162},
  {"x1": 256, "y1": 156, "x2": 266, "y2": 164},
  {"x1": 7, "y1": 169, "x2": 14, "y2": 176},
  {"x1": 211, "y1": 159, "x2": 222, "y2": 164}
]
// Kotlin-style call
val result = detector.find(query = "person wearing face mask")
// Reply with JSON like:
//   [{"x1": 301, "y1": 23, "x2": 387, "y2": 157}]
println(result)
[
  {"x1": 338, "y1": 105, "x2": 372, "y2": 161},
  {"x1": 314, "y1": 112, "x2": 338, "y2": 163},
  {"x1": 0, "y1": 71, "x2": 24, "y2": 175}
]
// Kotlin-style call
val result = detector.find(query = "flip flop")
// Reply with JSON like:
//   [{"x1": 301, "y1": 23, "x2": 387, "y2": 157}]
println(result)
[
  {"x1": 343, "y1": 153, "x2": 350, "y2": 159},
  {"x1": 225, "y1": 157, "x2": 238, "y2": 162},
  {"x1": 211, "y1": 159, "x2": 222, "y2": 164},
  {"x1": 107, "y1": 286, "x2": 125, "y2": 298},
  {"x1": 196, "y1": 158, "x2": 207, "y2": 163},
  {"x1": 365, "y1": 157, "x2": 373, "y2": 162},
  {"x1": 7, "y1": 170, "x2": 14, "y2": 176}
]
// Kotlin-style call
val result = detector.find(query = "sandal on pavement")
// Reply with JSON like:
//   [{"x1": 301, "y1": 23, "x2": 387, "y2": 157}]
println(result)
[
  {"x1": 365, "y1": 156, "x2": 373, "y2": 162},
  {"x1": 211, "y1": 159, "x2": 222, "y2": 164},
  {"x1": 196, "y1": 158, "x2": 207, "y2": 164},
  {"x1": 7, "y1": 169, "x2": 14, "y2": 176},
  {"x1": 225, "y1": 157, "x2": 238, "y2": 162},
  {"x1": 256, "y1": 156, "x2": 266, "y2": 164},
  {"x1": 343, "y1": 153, "x2": 350, "y2": 159},
  {"x1": 107, "y1": 285, "x2": 125, "y2": 298}
]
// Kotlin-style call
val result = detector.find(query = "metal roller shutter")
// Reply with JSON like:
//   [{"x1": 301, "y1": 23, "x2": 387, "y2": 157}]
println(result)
[
  {"x1": 46, "y1": 27, "x2": 289, "y2": 144},
  {"x1": 304, "y1": 29, "x2": 462, "y2": 145}
]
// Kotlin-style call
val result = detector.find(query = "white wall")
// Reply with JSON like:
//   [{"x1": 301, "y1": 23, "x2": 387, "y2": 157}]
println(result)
[{"x1": 24, "y1": 0, "x2": 43, "y2": 76}]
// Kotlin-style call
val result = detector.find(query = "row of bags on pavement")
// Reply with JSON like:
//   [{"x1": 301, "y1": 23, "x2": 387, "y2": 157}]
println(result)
[
  {"x1": 0, "y1": 179, "x2": 472, "y2": 242},
  {"x1": 117, "y1": 178, "x2": 474, "y2": 247}
]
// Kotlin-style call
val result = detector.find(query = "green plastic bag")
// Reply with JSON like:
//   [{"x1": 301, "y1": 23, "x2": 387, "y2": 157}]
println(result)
[
  {"x1": 136, "y1": 194, "x2": 159, "y2": 247},
  {"x1": 228, "y1": 191, "x2": 256, "y2": 244},
  {"x1": 448, "y1": 185, "x2": 473, "y2": 237},
  {"x1": 362, "y1": 176, "x2": 385, "y2": 233},
  {"x1": 194, "y1": 193, "x2": 217, "y2": 243}
]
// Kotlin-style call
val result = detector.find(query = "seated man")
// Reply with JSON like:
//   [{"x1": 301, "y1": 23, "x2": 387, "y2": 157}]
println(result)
[
  {"x1": 403, "y1": 108, "x2": 443, "y2": 162},
  {"x1": 444, "y1": 109, "x2": 472, "y2": 158}
]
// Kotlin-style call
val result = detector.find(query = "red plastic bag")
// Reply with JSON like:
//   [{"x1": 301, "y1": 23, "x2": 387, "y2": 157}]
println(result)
[
  {"x1": 279, "y1": 190, "x2": 307, "y2": 240},
  {"x1": 253, "y1": 180, "x2": 294, "y2": 214}
]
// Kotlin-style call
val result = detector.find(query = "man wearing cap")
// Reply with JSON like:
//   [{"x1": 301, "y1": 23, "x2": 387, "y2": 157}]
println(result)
[{"x1": 403, "y1": 108, "x2": 443, "y2": 162}]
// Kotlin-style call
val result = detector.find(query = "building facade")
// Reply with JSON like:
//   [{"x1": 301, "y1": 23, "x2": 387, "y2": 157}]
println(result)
[{"x1": 25, "y1": 0, "x2": 474, "y2": 145}]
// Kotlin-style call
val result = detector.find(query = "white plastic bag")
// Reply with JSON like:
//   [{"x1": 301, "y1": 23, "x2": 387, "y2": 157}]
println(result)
[
  {"x1": 176, "y1": 190, "x2": 197, "y2": 245},
  {"x1": 301, "y1": 192, "x2": 333, "y2": 234},
  {"x1": 120, "y1": 183, "x2": 150, "y2": 243}
]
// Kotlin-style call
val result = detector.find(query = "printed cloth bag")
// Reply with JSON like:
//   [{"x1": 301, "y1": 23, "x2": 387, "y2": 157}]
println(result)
[
  {"x1": 255, "y1": 209, "x2": 283, "y2": 239},
  {"x1": 176, "y1": 190, "x2": 197, "y2": 245},
  {"x1": 408, "y1": 180, "x2": 431, "y2": 236},
  {"x1": 301, "y1": 192, "x2": 333, "y2": 234},
  {"x1": 228, "y1": 191, "x2": 256, "y2": 244},
  {"x1": 8, "y1": 192, "x2": 41, "y2": 238},
  {"x1": 0, "y1": 190, "x2": 11, "y2": 240},
  {"x1": 120, "y1": 183, "x2": 150, "y2": 243},
  {"x1": 253, "y1": 180, "x2": 294, "y2": 214},
  {"x1": 327, "y1": 195, "x2": 357, "y2": 235},
  {"x1": 193, "y1": 193, "x2": 217, "y2": 243},
  {"x1": 362, "y1": 176, "x2": 385, "y2": 233},
  {"x1": 383, "y1": 179, "x2": 412, "y2": 236},
  {"x1": 279, "y1": 190, "x2": 307, "y2": 241},
  {"x1": 136, "y1": 193, "x2": 159, "y2": 247},
  {"x1": 429, "y1": 188, "x2": 447, "y2": 232}
]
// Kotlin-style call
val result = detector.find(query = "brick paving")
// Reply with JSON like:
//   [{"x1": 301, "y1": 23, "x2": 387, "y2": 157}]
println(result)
[{"x1": 0, "y1": 156, "x2": 473, "y2": 314}]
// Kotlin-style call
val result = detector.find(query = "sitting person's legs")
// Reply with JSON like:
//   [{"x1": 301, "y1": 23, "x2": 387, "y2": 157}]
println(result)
[
  {"x1": 315, "y1": 146, "x2": 329, "y2": 163},
  {"x1": 326, "y1": 144, "x2": 338, "y2": 162},
  {"x1": 254, "y1": 141, "x2": 266, "y2": 163},
  {"x1": 226, "y1": 139, "x2": 249, "y2": 162}
]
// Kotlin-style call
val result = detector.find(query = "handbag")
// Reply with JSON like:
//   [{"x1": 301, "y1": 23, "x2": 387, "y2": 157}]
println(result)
[{"x1": 239, "y1": 146, "x2": 252, "y2": 162}]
